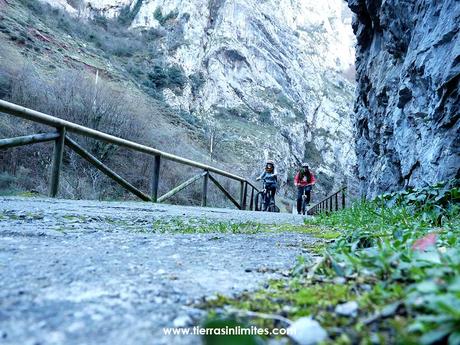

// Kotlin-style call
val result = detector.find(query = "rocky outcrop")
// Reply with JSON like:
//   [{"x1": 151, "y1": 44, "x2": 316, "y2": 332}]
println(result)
[
  {"x1": 348, "y1": 0, "x2": 460, "y2": 197},
  {"x1": 132, "y1": 0, "x2": 357, "y2": 194},
  {"x1": 41, "y1": 0, "x2": 358, "y2": 196}
]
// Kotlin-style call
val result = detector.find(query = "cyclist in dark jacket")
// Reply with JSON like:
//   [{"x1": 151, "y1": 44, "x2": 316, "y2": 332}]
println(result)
[
  {"x1": 256, "y1": 159, "x2": 278, "y2": 211},
  {"x1": 294, "y1": 162, "x2": 316, "y2": 214}
]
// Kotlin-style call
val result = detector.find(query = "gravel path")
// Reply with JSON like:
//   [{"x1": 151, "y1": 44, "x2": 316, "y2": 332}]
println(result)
[{"x1": 0, "y1": 197, "x2": 316, "y2": 345}]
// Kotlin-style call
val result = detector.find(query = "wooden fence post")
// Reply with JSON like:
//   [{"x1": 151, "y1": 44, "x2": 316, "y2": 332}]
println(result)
[
  {"x1": 151, "y1": 155, "x2": 161, "y2": 202},
  {"x1": 242, "y1": 182, "x2": 248, "y2": 210},
  {"x1": 249, "y1": 187, "x2": 254, "y2": 211},
  {"x1": 49, "y1": 127, "x2": 65, "y2": 197},
  {"x1": 201, "y1": 171, "x2": 209, "y2": 207},
  {"x1": 239, "y1": 181, "x2": 245, "y2": 210},
  {"x1": 342, "y1": 188, "x2": 346, "y2": 209}
]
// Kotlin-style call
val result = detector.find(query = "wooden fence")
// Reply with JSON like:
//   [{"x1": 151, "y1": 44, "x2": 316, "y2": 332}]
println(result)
[
  {"x1": 0, "y1": 99, "x2": 260, "y2": 210},
  {"x1": 307, "y1": 187, "x2": 347, "y2": 215}
]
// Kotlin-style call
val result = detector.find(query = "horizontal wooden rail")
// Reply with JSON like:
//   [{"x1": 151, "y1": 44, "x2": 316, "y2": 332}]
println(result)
[
  {"x1": 0, "y1": 100, "x2": 245, "y2": 182},
  {"x1": 0, "y1": 132, "x2": 60, "y2": 149}
]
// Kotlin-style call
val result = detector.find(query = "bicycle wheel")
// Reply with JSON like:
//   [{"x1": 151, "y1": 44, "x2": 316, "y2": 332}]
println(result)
[
  {"x1": 267, "y1": 194, "x2": 280, "y2": 213},
  {"x1": 267, "y1": 204, "x2": 280, "y2": 213},
  {"x1": 301, "y1": 197, "x2": 307, "y2": 215},
  {"x1": 255, "y1": 192, "x2": 265, "y2": 211}
]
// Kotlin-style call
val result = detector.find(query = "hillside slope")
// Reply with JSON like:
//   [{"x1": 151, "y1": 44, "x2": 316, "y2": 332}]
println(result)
[
  {"x1": 77, "y1": 0, "x2": 358, "y2": 196},
  {"x1": 1, "y1": 0, "x2": 358, "y2": 202}
]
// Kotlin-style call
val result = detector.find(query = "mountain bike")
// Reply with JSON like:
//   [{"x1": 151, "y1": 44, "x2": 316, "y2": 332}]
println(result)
[
  {"x1": 255, "y1": 183, "x2": 280, "y2": 212},
  {"x1": 300, "y1": 185, "x2": 313, "y2": 215}
]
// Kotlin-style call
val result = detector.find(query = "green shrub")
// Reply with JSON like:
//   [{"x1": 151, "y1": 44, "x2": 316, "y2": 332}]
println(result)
[
  {"x1": 0, "y1": 70, "x2": 11, "y2": 99},
  {"x1": 309, "y1": 179, "x2": 460, "y2": 343},
  {"x1": 117, "y1": 0, "x2": 143, "y2": 26},
  {"x1": 17, "y1": 0, "x2": 45, "y2": 15},
  {"x1": 153, "y1": 7, "x2": 179, "y2": 26},
  {"x1": 167, "y1": 65, "x2": 186, "y2": 89},
  {"x1": 148, "y1": 65, "x2": 168, "y2": 88},
  {"x1": 178, "y1": 110, "x2": 199, "y2": 127},
  {"x1": 190, "y1": 71, "x2": 206, "y2": 95},
  {"x1": 0, "y1": 172, "x2": 17, "y2": 190},
  {"x1": 147, "y1": 64, "x2": 186, "y2": 90},
  {"x1": 141, "y1": 28, "x2": 164, "y2": 41},
  {"x1": 92, "y1": 15, "x2": 108, "y2": 29},
  {"x1": 258, "y1": 109, "x2": 271, "y2": 123}
]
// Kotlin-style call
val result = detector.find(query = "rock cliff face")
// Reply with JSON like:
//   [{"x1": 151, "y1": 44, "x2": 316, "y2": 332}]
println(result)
[
  {"x1": 348, "y1": 0, "x2": 460, "y2": 197},
  {"x1": 41, "y1": 0, "x2": 357, "y2": 196},
  {"x1": 135, "y1": 0, "x2": 357, "y2": 193}
]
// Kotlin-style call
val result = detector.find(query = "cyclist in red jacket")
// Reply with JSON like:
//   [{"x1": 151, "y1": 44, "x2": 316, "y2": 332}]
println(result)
[{"x1": 294, "y1": 163, "x2": 316, "y2": 214}]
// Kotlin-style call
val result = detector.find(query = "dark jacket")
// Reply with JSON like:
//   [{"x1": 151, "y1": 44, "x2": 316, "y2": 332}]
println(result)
[{"x1": 257, "y1": 171, "x2": 278, "y2": 188}]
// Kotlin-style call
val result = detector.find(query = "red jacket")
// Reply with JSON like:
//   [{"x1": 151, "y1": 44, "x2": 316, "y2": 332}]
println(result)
[{"x1": 294, "y1": 171, "x2": 316, "y2": 187}]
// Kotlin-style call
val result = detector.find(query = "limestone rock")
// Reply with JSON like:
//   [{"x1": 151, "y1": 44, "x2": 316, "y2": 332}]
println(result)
[
  {"x1": 40, "y1": 0, "x2": 359, "y2": 196},
  {"x1": 348, "y1": 0, "x2": 460, "y2": 197},
  {"x1": 334, "y1": 300, "x2": 358, "y2": 317},
  {"x1": 287, "y1": 317, "x2": 328, "y2": 345}
]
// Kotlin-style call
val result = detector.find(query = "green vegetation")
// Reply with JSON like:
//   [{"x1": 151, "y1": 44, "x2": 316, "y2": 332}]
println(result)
[
  {"x1": 0, "y1": 0, "x2": 218, "y2": 202},
  {"x1": 0, "y1": 172, "x2": 16, "y2": 190},
  {"x1": 304, "y1": 141, "x2": 322, "y2": 166},
  {"x1": 153, "y1": 7, "x2": 179, "y2": 26},
  {"x1": 4, "y1": 0, "x2": 186, "y2": 93},
  {"x1": 148, "y1": 64, "x2": 187, "y2": 90},
  {"x1": 200, "y1": 180, "x2": 460, "y2": 344},
  {"x1": 148, "y1": 218, "x2": 266, "y2": 234},
  {"x1": 117, "y1": 0, "x2": 144, "y2": 26},
  {"x1": 15, "y1": 0, "x2": 142, "y2": 58},
  {"x1": 258, "y1": 109, "x2": 272, "y2": 124},
  {"x1": 190, "y1": 71, "x2": 206, "y2": 95}
]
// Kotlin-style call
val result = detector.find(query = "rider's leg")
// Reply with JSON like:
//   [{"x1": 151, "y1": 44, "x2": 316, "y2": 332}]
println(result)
[
  {"x1": 296, "y1": 187, "x2": 303, "y2": 214},
  {"x1": 266, "y1": 187, "x2": 274, "y2": 209},
  {"x1": 270, "y1": 188, "x2": 276, "y2": 204},
  {"x1": 263, "y1": 190, "x2": 269, "y2": 211}
]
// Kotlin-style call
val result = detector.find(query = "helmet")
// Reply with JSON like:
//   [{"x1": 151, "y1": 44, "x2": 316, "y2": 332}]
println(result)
[
  {"x1": 301, "y1": 162, "x2": 309, "y2": 168},
  {"x1": 265, "y1": 159, "x2": 275, "y2": 172}
]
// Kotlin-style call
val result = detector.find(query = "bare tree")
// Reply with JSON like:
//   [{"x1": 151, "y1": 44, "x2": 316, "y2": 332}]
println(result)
[
  {"x1": 204, "y1": 122, "x2": 225, "y2": 161},
  {"x1": 1, "y1": 63, "x2": 239, "y2": 205}
]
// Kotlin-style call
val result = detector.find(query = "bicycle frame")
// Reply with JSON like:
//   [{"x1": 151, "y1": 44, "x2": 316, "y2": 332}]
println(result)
[
  {"x1": 255, "y1": 182, "x2": 277, "y2": 212},
  {"x1": 300, "y1": 184, "x2": 313, "y2": 215}
]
